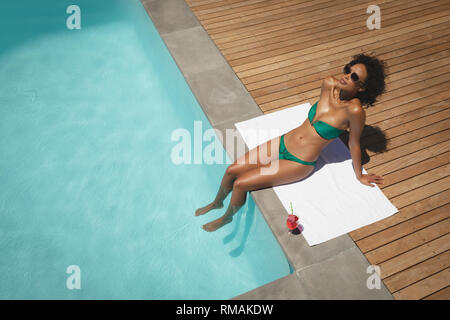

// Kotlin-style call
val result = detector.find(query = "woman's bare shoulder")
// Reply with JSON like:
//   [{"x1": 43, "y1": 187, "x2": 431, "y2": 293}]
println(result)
[
  {"x1": 348, "y1": 98, "x2": 363, "y2": 111},
  {"x1": 347, "y1": 98, "x2": 365, "y2": 121}
]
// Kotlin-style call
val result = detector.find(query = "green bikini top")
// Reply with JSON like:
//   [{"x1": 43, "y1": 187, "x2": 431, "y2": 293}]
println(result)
[{"x1": 308, "y1": 101, "x2": 345, "y2": 140}]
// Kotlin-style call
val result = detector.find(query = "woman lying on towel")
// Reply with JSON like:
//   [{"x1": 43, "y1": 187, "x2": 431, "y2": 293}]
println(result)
[{"x1": 197, "y1": 53, "x2": 387, "y2": 232}]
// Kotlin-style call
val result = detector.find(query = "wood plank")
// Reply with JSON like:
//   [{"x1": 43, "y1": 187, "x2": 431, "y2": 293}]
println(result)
[
  {"x1": 368, "y1": 99, "x2": 449, "y2": 132},
  {"x1": 356, "y1": 205, "x2": 450, "y2": 253},
  {"x1": 190, "y1": 0, "x2": 267, "y2": 15},
  {"x1": 363, "y1": 124, "x2": 449, "y2": 168},
  {"x1": 224, "y1": 0, "x2": 445, "y2": 71},
  {"x1": 221, "y1": 0, "x2": 430, "y2": 59},
  {"x1": 221, "y1": 0, "x2": 431, "y2": 53},
  {"x1": 365, "y1": 119, "x2": 448, "y2": 156},
  {"x1": 365, "y1": 218, "x2": 450, "y2": 265},
  {"x1": 195, "y1": 0, "x2": 290, "y2": 24},
  {"x1": 382, "y1": 161, "x2": 450, "y2": 198},
  {"x1": 233, "y1": 0, "x2": 439, "y2": 41},
  {"x1": 423, "y1": 285, "x2": 450, "y2": 300},
  {"x1": 350, "y1": 190, "x2": 450, "y2": 241},
  {"x1": 387, "y1": 57, "x2": 450, "y2": 89},
  {"x1": 246, "y1": 0, "x2": 442, "y2": 48},
  {"x1": 380, "y1": 151, "x2": 450, "y2": 188},
  {"x1": 370, "y1": 140, "x2": 450, "y2": 176},
  {"x1": 187, "y1": 0, "x2": 226, "y2": 7},
  {"x1": 251, "y1": 48, "x2": 450, "y2": 102},
  {"x1": 363, "y1": 119, "x2": 450, "y2": 164},
  {"x1": 259, "y1": 70, "x2": 449, "y2": 112},
  {"x1": 239, "y1": 22, "x2": 449, "y2": 81},
  {"x1": 245, "y1": 63, "x2": 449, "y2": 107},
  {"x1": 365, "y1": 101, "x2": 450, "y2": 141},
  {"x1": 232, "y1": 11, "x2": 450, "y2": 72},
  {"x1": 218, "y1": 0, "x2": 413, "y2": 53},
  {"x1": 342, "y1": 90, "x2": 449, "y2": 141},
  {"x1": 206, "y1": 0, "x2": 354, "y2": 30},
  {"x1": 390, "y1": 175, "x2": 450, "y2": 209},
  {"x1": 361, "y1": 104, "x2": 450, "y2": 152},
  {"x1": 234, "y1": 12, "x2": 450, "y2": 73},
  {"x1": 213, "y1": 0, "x2": 413, "y2": 46},
  {"x1": 393, "y1": 268, "x2": 450, "y2": 299},
  {"x1": 367, "y1": 83, "x2": 450, "y2": 124},
  {"x1": 201, "y1": 0, "x2": 331, "y2": 28},
  {"x1": 244, "y1": 32, "x2": 449, "y2": 91},
  {"x1": 195, "y1": 0, "x2": 307, "y2": 21},
  {"x1": 211, "y1": 0, "x2": 373, "y2": 42},
  {"x1": 365, "y1": 129, "x2": 449, "y2": 171},
  {"x1": 378, "y1": 233, "x2": 450, "y2": 279},
  {"x1": 257, "y1": 61, "x2": 449, "y2": 114},
  {"x1": 384, "y1": 250, "x2": 450, "y2": 293}
]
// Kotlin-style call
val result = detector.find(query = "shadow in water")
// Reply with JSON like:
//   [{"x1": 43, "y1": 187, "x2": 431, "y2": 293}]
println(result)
[
  {"x1": 222, "y1": 198, "x2": 256, "y2": 257},
  {"x1": 340, "y1": 124, "x2": 388, "y2": 165},
  {"x1": 289, "y1": 263, "x2": 295, "y2": 274},
  {"x1": 0, "y1": 0, "x2": 134, "y2": 56}
]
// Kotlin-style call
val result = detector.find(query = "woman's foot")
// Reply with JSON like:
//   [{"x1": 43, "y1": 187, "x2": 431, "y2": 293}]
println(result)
[
  {"x1": 202, "y1": 216, "x2": 232, "y2": 232},
  {"x1": 195, "y1": 202, "x2": 223, "y2": 216}
]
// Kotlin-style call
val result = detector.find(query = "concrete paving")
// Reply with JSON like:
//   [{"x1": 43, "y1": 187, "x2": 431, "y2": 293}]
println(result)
[{"x1": 140, "y1": 0, "x2": 393, "y2": 300}]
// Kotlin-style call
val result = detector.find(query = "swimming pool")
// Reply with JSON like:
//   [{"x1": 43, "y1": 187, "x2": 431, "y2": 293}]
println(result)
[{"x1": 0, "y1": 0, "x2": 290, "y2": 299}]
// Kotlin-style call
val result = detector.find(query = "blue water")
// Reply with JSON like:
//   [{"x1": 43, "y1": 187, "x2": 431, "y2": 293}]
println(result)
[{"x1": 0, "y1": 0, "x2": 290, "y2": 299}]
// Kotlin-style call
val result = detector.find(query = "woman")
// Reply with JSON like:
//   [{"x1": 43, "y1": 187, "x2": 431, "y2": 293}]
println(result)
[{"x1": 196, "y1": 54, "x2": 387, "y2": 232}]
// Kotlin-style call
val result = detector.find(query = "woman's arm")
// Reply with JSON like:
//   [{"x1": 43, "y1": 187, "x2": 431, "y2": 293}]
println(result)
[
  {"x1": 347, "y1": 102, "x2": 384, "y2": 187},
  {"x1": 348, "y1": 104, "x2": 365, "y2": 180}
]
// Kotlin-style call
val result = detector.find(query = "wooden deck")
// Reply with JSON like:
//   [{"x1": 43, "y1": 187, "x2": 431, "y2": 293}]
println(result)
[{"x1": 185, "y1": 0, "x2": 450, "y2": 299}]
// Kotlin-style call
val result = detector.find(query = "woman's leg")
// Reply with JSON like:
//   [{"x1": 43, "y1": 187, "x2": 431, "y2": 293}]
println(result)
[
  {"x1": 202, "y1": 159, "x2": 315, "y2": 231},
  {"x1": 195, "y1": 136, "x2": 280, "y2": 216}
]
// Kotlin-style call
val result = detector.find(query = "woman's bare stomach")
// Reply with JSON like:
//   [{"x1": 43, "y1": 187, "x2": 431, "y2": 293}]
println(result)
[{"x1": 282, "y1": 120, "x2": 333, "y2": 162}]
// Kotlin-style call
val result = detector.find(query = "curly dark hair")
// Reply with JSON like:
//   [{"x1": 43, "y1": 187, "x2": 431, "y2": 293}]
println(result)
[{"x1": 346, "y1": 53, "x2": 387, "y2": 107}]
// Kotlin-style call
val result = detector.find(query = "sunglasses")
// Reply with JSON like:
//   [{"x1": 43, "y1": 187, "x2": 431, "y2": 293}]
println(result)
[{"x1": 343, "y1": 65, "x2": 364, "y2": 86}]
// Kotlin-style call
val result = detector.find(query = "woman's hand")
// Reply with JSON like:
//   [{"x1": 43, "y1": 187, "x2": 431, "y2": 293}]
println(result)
[{"x1": 358, "y1": 173, "x2": 384, "y2": 187}]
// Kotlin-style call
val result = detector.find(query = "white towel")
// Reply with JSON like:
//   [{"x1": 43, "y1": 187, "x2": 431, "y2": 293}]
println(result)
[{"x1": 235, "y1": 103, "x2": 398, "y2": 246}]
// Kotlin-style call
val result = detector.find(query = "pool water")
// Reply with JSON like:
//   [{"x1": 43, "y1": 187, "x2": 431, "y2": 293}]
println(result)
[{"x1": 0, "y1": 0, "x2": 290, "y2": 299}]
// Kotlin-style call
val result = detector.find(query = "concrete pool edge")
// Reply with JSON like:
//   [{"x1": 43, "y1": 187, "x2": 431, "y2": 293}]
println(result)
[{"x1": 140, "y1": 0, "x2": 393, "y2": 300}]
